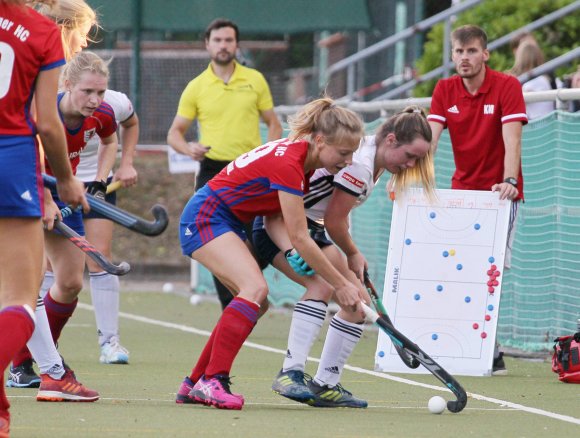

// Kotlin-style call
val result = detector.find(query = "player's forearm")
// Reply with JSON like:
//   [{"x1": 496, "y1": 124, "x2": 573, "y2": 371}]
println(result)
[
  {"x1": 95, "y1": 141, "x2": 117, "y2": 181},
  {"x1": 264, "y1": 215, "x2": 293, "y2": 251},
  {"x1": 119, "y1": 119, "x2": 139, "y2": 167},
  {"x1": 326, "y1": 220, "x2": 358, "y2": 257}
]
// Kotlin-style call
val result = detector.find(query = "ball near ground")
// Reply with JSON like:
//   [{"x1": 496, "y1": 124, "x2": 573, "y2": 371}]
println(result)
[
  {"x1": 162, "y1": 282, "x2": 174, "y2": 293},
  {"x1": 428, "y1": 396, "x2": 446, "y2": 414},
  {"x1": 189, "y1": 294, "x2": 202, "y2": 305}
]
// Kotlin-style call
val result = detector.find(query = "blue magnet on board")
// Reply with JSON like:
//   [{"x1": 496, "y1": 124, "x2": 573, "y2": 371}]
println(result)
[
  {"x1": 474, "y1": 223, "x2": 481, "y2": 230},
  {"x1": 414, "y1": 294, "x2": 421, "y2": 301},
  {"x1": 442, "y1": 250, "x2": 449, "y2": 257},
  {"x1": 430, "y1": 212, "x2": 436, "y2": 219},
  {"x1": 457, "y1": 264, "x2": 463, "y2": 270},
  {"x1": 378, "y1": 351, "x2": 385, "y2": 357},
  {"x1": 489, "y1": 256, "x2": 495, "y2": 263},
  {"x1": 432, "y1": 334, "x2": 438, "y2": 340},
  {"x1": 405, "y1": 238, "x2": 412, "y2": 245},
  {"x1": 465, "y1": 296, "x2": 471, "y2": 303},
  {"x1": 488, "y1": 304, "x2": 494, "y2": 311},
  {"x1": 436, "y1": 285, "x2": 443, "y2": 292}
]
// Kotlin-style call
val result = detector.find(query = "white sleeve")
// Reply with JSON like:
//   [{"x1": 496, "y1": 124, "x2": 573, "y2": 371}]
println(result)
[
  {"x1": 104, "y1": 89, "x2": 134, "y2": 122},
  {"x1": 333, "y1": 162, "x2": 371, "y2": 197}
]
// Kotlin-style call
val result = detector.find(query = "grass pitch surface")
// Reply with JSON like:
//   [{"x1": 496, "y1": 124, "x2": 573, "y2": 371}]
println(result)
[{"x1": 6, "y1": 289, "x2": 580, "y2": 437}]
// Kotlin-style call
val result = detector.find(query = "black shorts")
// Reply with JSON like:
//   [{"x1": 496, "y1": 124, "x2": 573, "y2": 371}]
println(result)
[{"x1": 251, "y1": 216, "x2": 332, "y2": 267}]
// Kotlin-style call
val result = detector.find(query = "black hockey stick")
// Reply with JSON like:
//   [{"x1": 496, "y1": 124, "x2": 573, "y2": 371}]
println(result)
[
  {"x1": 52, "y1": 219, "x2": 131, "y2": 276},
  {"x1": 363, "y1": 271, "x2": 420, "y2": 369},
  {"x1": 361, "y1": 302, "x2": 468, "y2": 413},
  {"x1": 43, "y1": 174, "x2": 169, "y2": 236}
]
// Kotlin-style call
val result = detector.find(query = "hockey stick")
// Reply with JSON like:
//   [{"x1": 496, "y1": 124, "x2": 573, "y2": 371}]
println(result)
[
  {"x1": 52, "y1": 219, "x2": 131, "y2": 276},
  {"x1": 361, "y1": 302, "x2": 468, "y2": 413},
  {"x1": 363, "y1": 271, "x2": 420, "y2": 369},
  {"x1": 43, "y1": 174, "x2": 168, "y2": 236}
]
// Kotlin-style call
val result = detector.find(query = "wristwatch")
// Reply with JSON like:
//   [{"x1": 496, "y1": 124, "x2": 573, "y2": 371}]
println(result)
[{"x1": 504, "y1": 177, "x2": 518, "y2": 187}]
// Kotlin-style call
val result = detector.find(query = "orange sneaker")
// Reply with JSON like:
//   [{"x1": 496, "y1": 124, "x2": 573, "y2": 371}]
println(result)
[
  {"x1": 0, "y1": 411, "x2": 9, "y2": 438},
  {"x1": 36, "y1": 370, "x2": 99, "y2": 402}
]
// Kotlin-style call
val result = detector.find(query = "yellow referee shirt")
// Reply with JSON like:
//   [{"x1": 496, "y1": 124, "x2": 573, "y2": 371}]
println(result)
[{"x1": 176, "y1": 61, "x2": 275, "y2": 162}]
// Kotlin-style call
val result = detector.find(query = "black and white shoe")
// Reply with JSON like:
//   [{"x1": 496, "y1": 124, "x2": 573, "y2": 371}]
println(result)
[{"x1": 6, "y1": 359, "x2": 41, "y2": 388}]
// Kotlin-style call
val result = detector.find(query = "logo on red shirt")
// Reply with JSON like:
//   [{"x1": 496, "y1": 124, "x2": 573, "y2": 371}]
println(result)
[
  {"x1": 341, "y1": 172, "x2": 364, "y2": 188},
  {"x1": 84, "y1": 128, "x2": 96, "y2": 142}
]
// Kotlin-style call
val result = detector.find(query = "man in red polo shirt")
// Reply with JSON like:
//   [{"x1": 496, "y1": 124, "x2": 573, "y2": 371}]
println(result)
[{"x1": 428, "y1": 24, "x2": 528, "y2": 376}]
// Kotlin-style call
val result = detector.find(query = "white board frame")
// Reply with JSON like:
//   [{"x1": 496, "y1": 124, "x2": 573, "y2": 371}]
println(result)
[{"x1": 375, "y1": 189, "x2": 512, "y2": 376}]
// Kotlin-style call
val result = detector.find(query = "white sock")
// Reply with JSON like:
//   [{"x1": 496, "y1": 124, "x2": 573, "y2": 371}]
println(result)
[
  {"x1": 90, "y1": 271, "x2": 120, "y2": 346},
  {"x1": 282, "y1": 300, "x2": 327, "y2": 372},
  {"x1": 28, "y1": 296, "x2": 65, "y2": 379},
  {"x1": 40, "y1": 271, "x2": 55, "y2": 299},
  {"x1": 314, "y1": 315, "x2": 363, "y2": 388}
]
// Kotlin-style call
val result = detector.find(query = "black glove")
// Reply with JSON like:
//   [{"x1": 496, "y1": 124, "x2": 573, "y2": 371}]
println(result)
[{"x1": 85, "y1": 180, "x2": 107, "y2": 201}]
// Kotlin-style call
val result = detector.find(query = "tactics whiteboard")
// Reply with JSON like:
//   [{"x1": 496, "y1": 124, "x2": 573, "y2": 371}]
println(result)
[{"x1": 374, "y1": 189, "x2": 511, "y2": 376}]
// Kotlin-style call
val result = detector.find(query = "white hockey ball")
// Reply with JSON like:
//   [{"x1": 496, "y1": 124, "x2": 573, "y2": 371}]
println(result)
[{"x1": 428, "y1": 396, "x2": 446, "y2": 414}]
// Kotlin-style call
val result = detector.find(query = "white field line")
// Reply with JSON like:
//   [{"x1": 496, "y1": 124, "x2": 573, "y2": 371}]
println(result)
[{"x1": 77, "y1": 303, "x2": 580, "y2": 426}]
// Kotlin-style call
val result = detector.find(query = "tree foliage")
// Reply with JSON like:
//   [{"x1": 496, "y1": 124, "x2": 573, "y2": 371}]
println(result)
[{"x1": 414, "y1": 0, "x2": 580, "y2": 97}]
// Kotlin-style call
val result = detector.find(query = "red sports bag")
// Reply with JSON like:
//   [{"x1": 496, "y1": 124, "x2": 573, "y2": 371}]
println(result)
[{"x1": 551, "y1": 332, "x2": 580, "y2": 383}]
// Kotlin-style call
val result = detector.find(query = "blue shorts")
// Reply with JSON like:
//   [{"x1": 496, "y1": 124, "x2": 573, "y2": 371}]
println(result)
[
  {"x1": 251, "y1": 216, "x2": 332, "y2": 267},
  {"x1": 0, "y1": 136, "x2": 42, "y2": 217},
  {"x1": 180, "y1": 185, "x2": 247, "y2": 256},
  {"x1": 82, "y1": 177, "x2": 117, "y2": 220},
  {"x1": 51, "y1": 188, "x2": 84, "y2": 235}
]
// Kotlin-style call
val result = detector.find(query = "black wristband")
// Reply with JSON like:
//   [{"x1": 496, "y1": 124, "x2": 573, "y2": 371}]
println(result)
[{"x1": 503, "y1": 177, "x2": 518, "y2": 187}]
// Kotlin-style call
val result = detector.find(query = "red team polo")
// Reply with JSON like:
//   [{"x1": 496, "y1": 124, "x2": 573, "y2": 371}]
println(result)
[
  {"x1": 45, "y1": 92, "x2": 117, "y2": 176},
  {"x1": 428, "y1": 65, "x2": 528, "y2": 200}
]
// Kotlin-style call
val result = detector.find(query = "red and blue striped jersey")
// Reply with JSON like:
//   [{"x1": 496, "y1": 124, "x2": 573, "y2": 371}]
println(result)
[{"x1": 208, "y1": 138, "x2": 312, "y2": 222}]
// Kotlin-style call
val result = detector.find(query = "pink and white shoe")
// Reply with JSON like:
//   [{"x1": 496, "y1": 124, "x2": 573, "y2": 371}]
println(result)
[
  {"x1": 176, "y1": 376, "x2": 200, "y2": 404},
  {"x1": 190, "y1": 375, "x2": 244, "y2": 410}
]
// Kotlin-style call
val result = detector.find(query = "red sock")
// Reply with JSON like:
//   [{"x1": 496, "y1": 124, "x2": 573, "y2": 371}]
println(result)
[
  {"x1": 205, "y1": 297, "x2": 259, "y2": 378},
  {"x1": 43, "y1": 292, "x2": 77, "y2": 344},
  {"x1": 0, "y1": 306, "x2": 35, "y2": 413},
  {"x1": 189, "y1": 325, "x2": 218, "y2": 383},
  {"x1": 12, "y1": 345, "x2": 32, "y2": 367}
]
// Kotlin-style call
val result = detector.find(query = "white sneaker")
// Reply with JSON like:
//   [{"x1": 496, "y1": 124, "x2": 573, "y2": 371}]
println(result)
[{"x1": 99, "y1": 338, "x2": 129, "y2": 364}]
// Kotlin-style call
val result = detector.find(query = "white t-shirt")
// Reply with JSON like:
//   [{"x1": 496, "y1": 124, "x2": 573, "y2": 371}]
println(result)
[
  {"x1": 75, "y1": 89, "x2": 134, "y2": 182},
  {"x1": 304, "y1": 135, "x2": 379, "y2": 224},
  {"x1": 522, "y1": 75, "x2": 555, "y2": 120}
]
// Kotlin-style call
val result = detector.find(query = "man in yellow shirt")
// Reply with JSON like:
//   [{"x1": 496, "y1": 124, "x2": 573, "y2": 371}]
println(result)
[{"x1": 167, "y1": 18, "x2": 282, "y2": 309}]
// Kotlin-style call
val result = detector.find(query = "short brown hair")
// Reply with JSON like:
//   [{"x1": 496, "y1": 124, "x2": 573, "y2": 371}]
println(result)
[
  {"x1": 205, "y1": 18, "x2": 239, "y2": 42},
  {"x1": 451, "y1": 25, "x2": 488, "y2": 49}
]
